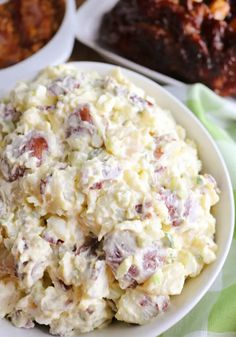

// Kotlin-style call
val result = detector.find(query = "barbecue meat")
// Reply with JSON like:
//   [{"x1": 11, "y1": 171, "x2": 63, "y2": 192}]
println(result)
[{"x1": 99, "y1": 0, "x2": 236, "y2": 96}]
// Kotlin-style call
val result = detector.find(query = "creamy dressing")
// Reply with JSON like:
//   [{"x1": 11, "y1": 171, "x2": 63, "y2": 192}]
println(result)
[{"x1": 0, "y1": 65, "x2": 219, "y2": 336}]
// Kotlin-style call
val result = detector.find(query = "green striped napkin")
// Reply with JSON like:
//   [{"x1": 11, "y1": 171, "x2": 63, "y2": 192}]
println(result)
[{"x1": 161, "y1": 84, "x2": 236, "y2": 337}]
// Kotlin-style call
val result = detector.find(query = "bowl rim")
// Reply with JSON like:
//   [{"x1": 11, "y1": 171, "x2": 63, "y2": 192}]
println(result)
[{"x1": 0, "y1": 61, "x2": 234, "y2": 337}]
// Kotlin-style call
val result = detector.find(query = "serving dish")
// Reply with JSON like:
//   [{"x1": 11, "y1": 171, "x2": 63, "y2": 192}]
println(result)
[
  {"x1": 0, "y1": 61, "x2": 234, "y2": 337},
  {"x1": 0, "y1": 0, "x2": 76, "y2": 97},
  {"x1": 75, "y1": 0, "x2": 184, "y2": 87}
]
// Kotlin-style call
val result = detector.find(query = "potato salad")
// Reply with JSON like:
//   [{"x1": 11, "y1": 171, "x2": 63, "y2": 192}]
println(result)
[{"x1": 0, "y1": 65, "x2": 219, "y2": 336}]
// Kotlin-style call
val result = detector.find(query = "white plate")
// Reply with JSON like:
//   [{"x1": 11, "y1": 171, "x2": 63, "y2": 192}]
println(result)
[
  {"x1": 0, "y1": 0, "x2": 76, "y2": 97},
  {"x1": 0, "y1": 62, "x2": 234, "y2": 337},
  {"x1": 75, "y1": 0, "x2": 185, "y2": 87}
]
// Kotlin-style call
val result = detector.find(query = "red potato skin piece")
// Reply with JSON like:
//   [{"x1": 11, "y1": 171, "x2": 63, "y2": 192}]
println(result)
[
  {"x1": 8, "y1": 166, "x2": 26, "y2": 183},
  {"x1": 24, "y1": 136, "x2": 48, "y2": 160},
  {"x1": 1, "y1": 136, "x2": 48, "y2": 182},
  {"x1": 79, "y1": 106, "x2": 93, "y2": 123},
  {"x1": 66, "y1": 106, "x2": 94, "y2": 137},
  {"x1": 154, "y1": 147, "x2": 164, "y2": 159}
]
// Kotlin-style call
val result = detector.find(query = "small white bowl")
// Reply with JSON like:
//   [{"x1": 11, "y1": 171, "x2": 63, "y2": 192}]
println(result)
[
  {"x1": 0, "y1": 62, "x2": 234, "y2": 337},
  {"x1": 0, "y1": 0, "x2": 76, "y2": 98}
]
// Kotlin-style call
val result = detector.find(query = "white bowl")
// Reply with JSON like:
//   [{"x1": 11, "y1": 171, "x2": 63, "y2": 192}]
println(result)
[
  {"x1": 0, "y1": 62, "x2": 234, "y2": 337},
  {"x1": 0, "y1": 0, "x2": 76, "y2": 98},
  {"x1": 75, "y1": 0, "x2": 185, "y2": 87}
]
